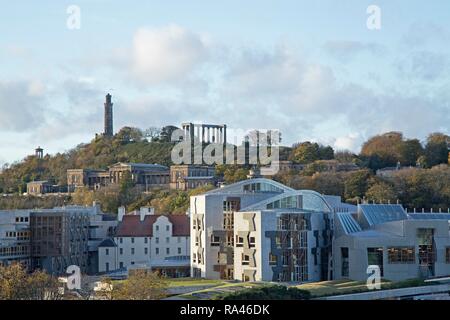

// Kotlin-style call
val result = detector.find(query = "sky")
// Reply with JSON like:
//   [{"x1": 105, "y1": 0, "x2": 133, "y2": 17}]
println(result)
[{"x1": 0, "y1": 0, "x2": 449, "y2": 166}]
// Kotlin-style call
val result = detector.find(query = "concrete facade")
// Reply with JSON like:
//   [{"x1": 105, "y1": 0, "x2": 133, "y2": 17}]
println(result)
[{"x1": 190, "y1": 178, "x2": 350, "y2": 283}]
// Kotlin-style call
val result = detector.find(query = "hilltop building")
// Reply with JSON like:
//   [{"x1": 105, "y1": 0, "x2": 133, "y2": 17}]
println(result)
[
  {"x1": 169, "y1": 165, "x2": 216, "y2": 191},
  {"x1": 67, "y1": 162, "x2": 170, "y2": 191}
]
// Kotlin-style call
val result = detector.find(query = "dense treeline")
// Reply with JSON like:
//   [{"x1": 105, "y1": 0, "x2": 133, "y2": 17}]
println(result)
[{"x1": 275, "y1": 165, "x2": 450, "y2": 211}]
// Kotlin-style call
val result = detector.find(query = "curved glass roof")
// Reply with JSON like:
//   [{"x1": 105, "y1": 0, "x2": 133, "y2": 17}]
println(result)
[
  {"x1": 242, "y1": 190, "x2": 333, "y2": 213},
  {"x1": 206, "y1": 178, "x2": 293, "y2": 195}
]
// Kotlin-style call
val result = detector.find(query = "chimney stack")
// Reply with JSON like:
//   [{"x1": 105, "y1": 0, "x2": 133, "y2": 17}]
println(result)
[
  {"x1": 140, "y1": 207, "x2": 154, "y2": 221},
  {"x1": 118, "y1": 206, "x2": 126, "y2": 221}
]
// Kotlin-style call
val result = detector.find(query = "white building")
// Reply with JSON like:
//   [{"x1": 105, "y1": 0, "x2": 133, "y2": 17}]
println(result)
[
  {"x1": 0, "y1": 210, "x2": 31, "y2": 269},
  {"x1": 190, "y1": 178, "x2": 354, "y2": 282},
  {"x1": 98, "y1": 207, "x2": 190, "y2": 277}
]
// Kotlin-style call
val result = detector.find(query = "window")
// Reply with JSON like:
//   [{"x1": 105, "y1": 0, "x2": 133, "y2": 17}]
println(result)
[
  {"x1": 341, "y1": 248, "x2": 349, "y2": 277},
  {"x1": 119, "y1": 262, "x2": 123, "y2": 268},
  {"x1": 166, "y1": 248, "x2": 170, "y2": 255},
  {"x1": 193, "y1": 253, "x2": 197, "y2": 263},
  {"x1": 269, "y1": 253, "x2": 277, "y2": 265},
  {"x1": 105, "y1": 248, "x2": 109, "y2": 256},
  {"x1": 236, "y1": 236, "x2": 244, "y2": 247},
  {"x1": 155, "y1": 237, "x2": 159, "y2": 244},
  {"x1": 131, "y1": 261, "x2": 135, "y2": 265},
  {"x1": 367, "y1": 247, "x2": 384, "y2": 277},
  {"x1": 105, "y1": 263, "x2": 109, "y2": 272},
  {"x1": 144, "y1": 237, "x2": 148, "y2": 244},
  {"x1": 156, "y1": 226, "x2": 159, "y2": 231},
  {"x1": 446, "y1": 247, "x2": 450, "y2": 264},
  {"x1": 177, "y1": 237, "x2": 181, "y2": 243},
  {"x1": 119, "y1": 238, "x2": 123, "y2": 244},
  {"x1": 166, "y1": 225, "x2": 170, "y2": 231},
  {"x1": 131, "y1": 248, "x2": 135, "y2": 255},
  {"x1": 166, "y1": 237, "x2": 170, "y2": 244},
  {"x1": 156, "y1": 248, "x2": 159, "y2": 255},
  {"x1": 388, "y1": 247, "x2": 415, "y2": 264},
  {"x1": 119, "y1": 248, "x2": 123, "y2": 255},
  {"x1": 211, "y1": 235, "x2": 220, "y2": 246},
  {"x1": 249, "y1": 236, "x2": 256, "y2": 248},
  {"x1": 131, "y1": 237, "x2": 135, "y2": 244},
  {"x1": 242, "y1": 254, "x2": 250, "y2": 266},
  {"x1": 144, "y1": 248, "x2": 148, "y2": 255},
  {"x1": 178, "y1": 247, "x2": 182, "y2": 254}
]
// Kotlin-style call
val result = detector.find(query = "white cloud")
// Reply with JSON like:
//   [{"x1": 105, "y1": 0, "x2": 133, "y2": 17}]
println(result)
[
  {"x1": 323, "y1": 40, "x2": 384, "y2": 62},
  {"x1": 130, "y1": 25, "x2": 208, "y2": 84},
  {"x1": 0, "y1": 81, "x2": 46, "y2": 131}
]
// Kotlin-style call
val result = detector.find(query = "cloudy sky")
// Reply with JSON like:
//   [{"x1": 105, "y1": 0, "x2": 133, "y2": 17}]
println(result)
[{"x1": 0, "y1": 0, "x2": 449, "y2": 166}]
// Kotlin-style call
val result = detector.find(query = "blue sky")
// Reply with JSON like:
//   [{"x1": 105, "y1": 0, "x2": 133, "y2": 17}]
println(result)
[{"x1": 0, "y1": 0, "x2": 449, "y2": 166}]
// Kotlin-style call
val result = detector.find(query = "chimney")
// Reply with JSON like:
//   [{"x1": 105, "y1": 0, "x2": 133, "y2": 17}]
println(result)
[
  {"x1": 93, "y1": 201, "x2": 101, "y2": 214},
  {"x1": 118, "y1": 206, "x2": 126, "y2": 221},
  {"x1": 140, "y1": 207, "x2": 154, "y2": 221}
]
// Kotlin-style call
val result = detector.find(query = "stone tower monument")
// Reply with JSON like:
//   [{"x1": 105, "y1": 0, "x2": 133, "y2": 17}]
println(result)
[{"x1": 104, "y1": 93, "x2": 113, "y2": 137}]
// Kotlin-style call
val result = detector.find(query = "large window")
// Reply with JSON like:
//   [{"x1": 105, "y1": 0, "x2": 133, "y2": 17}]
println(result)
[
  {"x1": 341, "y1": 247, "x2": 349, "y2": 277},
  {"x1": 243, "y1": 182, "x2": 283, "y2": 193},
  {"x1": 367, "y1": 247, "x2": 384, "y2": 277},
  {"x1": 388, "y1": 247, "x2": 415, "y2": 264},
  {"x1": 267, "y1": 196, "x2": 300, "y2": 209}
]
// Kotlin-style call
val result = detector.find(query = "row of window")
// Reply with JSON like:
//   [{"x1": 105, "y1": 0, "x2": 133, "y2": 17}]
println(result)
[
  {"x1": 0, "y1": 245, "x2": 29, "y2": 257},
  {"x1": 105, "y1": 247, "x2": 183, "y2": 256},
  {"x1": 117, "y1": 236, "x2": 184, "y2": 244},
  {"x1": 15, "y1": 217, "x2": 29, "y2": 223},
  {"x1": 5, "y1": 231, "x2": 30, "y2": 240}
]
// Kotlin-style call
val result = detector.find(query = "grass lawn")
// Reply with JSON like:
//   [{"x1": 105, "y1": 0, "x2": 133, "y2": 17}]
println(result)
[
  {"x1": 296, "y1": 278, "x2": 428, "y2": 298},
  {"x1": 166, "y1": 278, "x2": 227, "y2": 288},
  {"x1": 177, "y1": 282, "x2": 265, "y2": 300}
]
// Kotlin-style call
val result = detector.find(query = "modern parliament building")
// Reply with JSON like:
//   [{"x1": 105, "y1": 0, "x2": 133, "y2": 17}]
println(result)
[{"x1": 190, "y1": 178, "x2": 450, "y2": 283}]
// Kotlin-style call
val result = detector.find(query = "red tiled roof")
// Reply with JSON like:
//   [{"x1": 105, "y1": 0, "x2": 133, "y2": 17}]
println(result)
[
  {"x1": 167, "y1": 215, "x2": 190, "y2": 236},
  {"x1": 115, "y1": 214, "x2": 189, "y2": 237}
]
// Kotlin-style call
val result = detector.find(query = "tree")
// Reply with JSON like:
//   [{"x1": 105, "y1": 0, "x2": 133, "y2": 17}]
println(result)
[
  {"x1": 360, "y1": 132, "x2": 403, "y2": 169},
  {"x1": 159, "y1": 125, "x2": 179, "y2": 143},
  {"x1": 0, "y1": 263, "x2": 28, "y2": 299},
  {"x1": 0, "y1": 264, "x2": 63, "y2": 300},
  {"x1": 365, "y1": 181, "x2": 397, "y2": 203},
  {"x1": 26, "y1": 269, "x2": 63, "y2": 300},
  {"x1": 424, "y1": 133, "x2": 449, "y2": 167},
  {"x1": 290, "y1": 142, "x2": 334, "y2": 164},
  {"x1": 111, "y1": 270, "x2": 167, "y2": 300},
  {"x1": 398, "y1": 139, "x2": 423, "y2": 166},
  {"x1": 344, "y1": 169, "x2": 372, "y2": 201},
  {"x1": 114, "y1": 127, "x2": 143, "y2": 145}
]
